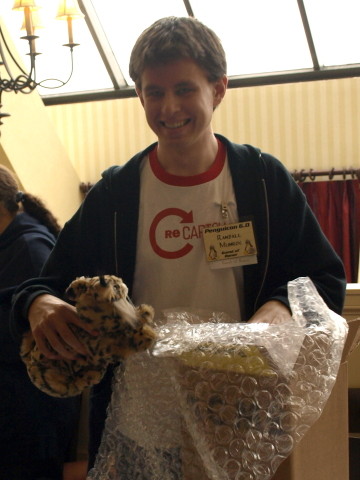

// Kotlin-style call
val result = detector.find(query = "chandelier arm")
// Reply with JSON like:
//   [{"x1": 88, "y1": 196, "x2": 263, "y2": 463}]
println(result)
[
  {"x1": 37, "y1": 47, "x2": 75, "y2": 89},
  {"x1": 0, "y1": 75, "x2": 37, "y2": 93},
  {"x1": 0, "y1": 26, "x2": 37, "y2": 93},
  {"x1": 0, "y1": 25, "x2": 28, "y2": 78}
]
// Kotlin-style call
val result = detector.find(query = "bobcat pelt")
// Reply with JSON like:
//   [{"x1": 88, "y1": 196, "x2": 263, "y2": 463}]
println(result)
[{"x1": 21, "y1": 275, "x2": 156, "y2": 398}]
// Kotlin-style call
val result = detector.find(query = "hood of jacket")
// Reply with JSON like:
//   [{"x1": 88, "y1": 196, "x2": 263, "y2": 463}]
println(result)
[
  {"x1": 0, "y1": 212, "x2": 56, "y2": 294},
  {"x1": 0, "y1": 212, "x2": 55, "y2": 250}
]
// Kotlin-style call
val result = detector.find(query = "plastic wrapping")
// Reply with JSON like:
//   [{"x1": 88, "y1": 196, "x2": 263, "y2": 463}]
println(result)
[{"x1": 87, "y1": 277, "x2": 348, "y2": 480}]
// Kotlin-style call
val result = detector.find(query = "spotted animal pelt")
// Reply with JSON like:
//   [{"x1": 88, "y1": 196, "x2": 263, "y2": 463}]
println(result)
[{"x1": 20, "y1": 275, "x2": 156, "y2": 398}]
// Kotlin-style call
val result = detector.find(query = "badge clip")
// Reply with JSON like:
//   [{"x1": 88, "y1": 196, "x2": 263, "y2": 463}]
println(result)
[{"x1": 221, "y1": 202, "x2": 228, "y2": 219}]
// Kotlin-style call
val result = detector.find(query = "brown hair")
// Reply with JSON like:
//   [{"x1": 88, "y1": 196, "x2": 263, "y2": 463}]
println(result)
[
  {"x1": 129, "y1": 16, "x2": 227, "y2": 89},
  {"x1": 0, "y1": 165, "x2": 61, "y2": 237}
]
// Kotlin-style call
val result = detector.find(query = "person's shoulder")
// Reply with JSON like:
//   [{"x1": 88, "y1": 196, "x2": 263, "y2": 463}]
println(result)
[
  {"x1": 81, "y1": 142, "x2": 158, "y2": 207},
  {"x1": 226, "y1": 135, "x2": 286, "y2": 164},
  {"x1": 216, "y1": 134, "x2": 260, "y2": 157},
  {"x1": 217, "y1": 134, "x2": 265, "y2": 174},
  {"x1": 17, "y1": 229, "x2": 56, "y2": 254},
  {"x1": 100, "y1": 141, "x2": 158, "y2": 186},
  {"x1": 217, "y1": 134, "x2": 293, "y2": 183},
  {"x1": 11, "y1": 213, "x2": 56, "y2": 243}
]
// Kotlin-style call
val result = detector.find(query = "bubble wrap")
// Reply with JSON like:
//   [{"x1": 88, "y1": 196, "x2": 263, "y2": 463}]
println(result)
[{"x1": 87, "y1": 277, "x2": 348, "y2": 480}]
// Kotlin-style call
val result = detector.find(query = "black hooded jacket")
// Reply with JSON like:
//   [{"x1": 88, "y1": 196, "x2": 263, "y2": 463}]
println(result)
[
  {"x1": 0, "y1": 212, "x2": 56, "y2": 363},
  {"x1": 0, "y1": 213, "x2": 82, "y2": 476}
]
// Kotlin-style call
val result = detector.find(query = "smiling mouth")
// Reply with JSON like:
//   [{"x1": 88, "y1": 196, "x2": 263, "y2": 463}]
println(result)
[{"x1": 161, "y1": 119, "x2": 190, "y2": 129}]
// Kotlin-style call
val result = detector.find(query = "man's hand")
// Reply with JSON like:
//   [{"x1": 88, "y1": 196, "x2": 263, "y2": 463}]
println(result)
[
  {"x1": 28, "y1": 294, "x2": 98, "y2": 360},
  {"x1": 248, "y1": 300, "x2": 292, "y2": 325}
]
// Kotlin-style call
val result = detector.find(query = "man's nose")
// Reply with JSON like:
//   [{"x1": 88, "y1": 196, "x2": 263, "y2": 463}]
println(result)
[{"x1": 161, "y1": 93, "x2": 180, "y2": 115}]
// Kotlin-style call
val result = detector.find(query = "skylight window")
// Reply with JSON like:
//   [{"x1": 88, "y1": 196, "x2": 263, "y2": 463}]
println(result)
[{"x1": 0, "y1": 0, "x2": 359, "y2": 103}]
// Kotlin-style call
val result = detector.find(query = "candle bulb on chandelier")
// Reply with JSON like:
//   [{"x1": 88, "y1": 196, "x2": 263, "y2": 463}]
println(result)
[
  {"x1": 67, "y1": 15, "x2": 74, "y2": 45},
  {"x1": 56, "y1": 0, "x2": 84, "y2": 48},
  {"x1": 23, "y1": 6, "x2": 34, "y2": 36}
]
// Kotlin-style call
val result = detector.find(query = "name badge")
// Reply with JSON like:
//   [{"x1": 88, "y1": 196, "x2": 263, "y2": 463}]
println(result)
[{"x1": 203, "y1": 221, "x2": 258, "y2": 269}]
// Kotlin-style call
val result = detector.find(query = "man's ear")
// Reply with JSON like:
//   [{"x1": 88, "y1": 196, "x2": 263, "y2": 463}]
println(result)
[
  {"x1": 213, "y1": 75, "x2": 228, "y2": 109},
  {"x1": 136, "y1": 87, "x2": 145, "y2": 107}
]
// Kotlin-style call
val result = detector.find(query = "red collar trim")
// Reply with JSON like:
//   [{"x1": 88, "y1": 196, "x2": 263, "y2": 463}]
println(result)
[{"x1": 149, "y1": 139, "x2": 226, "y2": 186}]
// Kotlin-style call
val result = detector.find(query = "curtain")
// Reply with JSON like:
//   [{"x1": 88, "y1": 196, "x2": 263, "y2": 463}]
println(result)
[{"x1": 299, "y1": 179, "x2": 360, "y2": 283}]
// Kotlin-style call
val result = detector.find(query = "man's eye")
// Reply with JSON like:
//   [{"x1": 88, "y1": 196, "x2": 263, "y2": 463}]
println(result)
[
  {"x1": 177, "y1": 87, "x2": 193, "y2": 95},
  {"x1": 147, "y1": 90, "x2": 162, "y2": 97}
]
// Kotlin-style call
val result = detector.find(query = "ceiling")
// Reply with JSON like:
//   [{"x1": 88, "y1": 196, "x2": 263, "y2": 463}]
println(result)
[{"x1": 1, "y1": 0, "x2": 360, "y2": 106}]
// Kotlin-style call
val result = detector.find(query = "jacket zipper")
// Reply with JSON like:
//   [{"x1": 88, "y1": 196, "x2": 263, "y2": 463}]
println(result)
[
  {"x1": 254, "y1": 178, "x2": 270, "y2": 311},
  {"x1": 113, "y1": 211, "x2": 119, "y2": 275}
]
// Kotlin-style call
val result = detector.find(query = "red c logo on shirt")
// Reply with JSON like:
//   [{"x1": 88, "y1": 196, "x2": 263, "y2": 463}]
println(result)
[{"x1": 149, "y1": 208, "x2": 194, "y2": 259}]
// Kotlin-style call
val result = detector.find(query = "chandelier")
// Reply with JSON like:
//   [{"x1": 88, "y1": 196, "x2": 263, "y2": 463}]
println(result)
[{"x1": 0, "y1": 0, "x2": 84, "y2": 130}]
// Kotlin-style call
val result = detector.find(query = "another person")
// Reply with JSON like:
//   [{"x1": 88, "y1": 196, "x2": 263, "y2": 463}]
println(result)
[
  {"x1": 0, "y1": 165, "x2": 80, "y2": 479},
  {"x1": 11, "y1": 16, "x2": 346, "y2": 474}
]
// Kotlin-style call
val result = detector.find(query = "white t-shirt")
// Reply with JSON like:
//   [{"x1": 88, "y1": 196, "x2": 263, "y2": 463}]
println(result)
[{"x1": 132, "y1": 140, "x2": 244, "y2": 324}]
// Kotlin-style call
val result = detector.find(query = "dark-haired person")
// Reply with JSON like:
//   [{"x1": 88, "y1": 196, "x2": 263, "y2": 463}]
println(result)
[
  {"x1": 11, "y1": 16, "x2": 346, "y2": 476},
  {"x1": 0, "y1": 165, "x2": 79, "y2": 479}
]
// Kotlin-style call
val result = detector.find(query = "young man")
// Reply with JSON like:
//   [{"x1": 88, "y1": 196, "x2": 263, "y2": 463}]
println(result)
[{"x1": 11, "y1": 16, "x2": 346, "y2": 472}]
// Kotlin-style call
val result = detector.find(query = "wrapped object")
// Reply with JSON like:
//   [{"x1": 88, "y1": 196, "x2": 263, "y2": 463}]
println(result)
[{"x1": 88, "y1": 277, "x2": 348, "y2": 480}]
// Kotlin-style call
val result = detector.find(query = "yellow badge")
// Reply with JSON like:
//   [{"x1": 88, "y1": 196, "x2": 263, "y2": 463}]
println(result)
[{"x1": 203, "y1": 221, "x2": 258, "y2": 269}]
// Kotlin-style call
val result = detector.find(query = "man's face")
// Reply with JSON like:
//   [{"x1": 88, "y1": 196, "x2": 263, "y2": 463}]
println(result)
[{"x1": 137, "y1": 58, "x2": 227, "y2": 150}]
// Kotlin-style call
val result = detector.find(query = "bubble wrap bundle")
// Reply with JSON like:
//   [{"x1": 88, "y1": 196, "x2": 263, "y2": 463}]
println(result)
[{"x1": 88, "y1": 277, "x2": 348, "y2": 480}]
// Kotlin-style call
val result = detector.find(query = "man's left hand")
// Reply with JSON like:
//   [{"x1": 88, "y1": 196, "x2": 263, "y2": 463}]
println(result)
[{"x1": 248, "y1": 300, "x2": 292, "y2": 325}]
